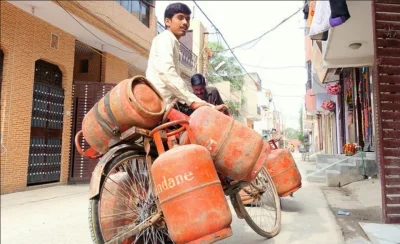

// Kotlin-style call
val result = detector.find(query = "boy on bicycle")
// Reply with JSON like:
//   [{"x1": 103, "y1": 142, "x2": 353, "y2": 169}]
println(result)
[{"x1": 146, "y1": 2, "x2": 227, "y2": 115}]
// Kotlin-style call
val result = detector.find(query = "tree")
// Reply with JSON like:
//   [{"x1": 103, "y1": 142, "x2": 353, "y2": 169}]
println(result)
[
  {"x1": 285, "y1": 128, "x2": 301, "y2": 139},
  {"x1": 207, "y1": 42, "x2": 245, "y2": 90},
  {"x1": 206, "y1": 42, "x2": 245, "y2": 118}
]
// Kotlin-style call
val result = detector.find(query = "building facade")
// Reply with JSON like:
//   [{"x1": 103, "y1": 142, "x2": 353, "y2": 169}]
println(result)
[
  {"x1": 0, "y1": 0, "x2": 205, "y2": 194},
  {"x1": 0, "y1": 0, "x2": 157, "y2": 193},
  {"x1": 303, "y1": 0, "x2": 375, "y2": 155},
  {"x1": 303, "y1": 0, "x2": 400, "y2": 224},
  {"x1": 240, "y1": 73, "x2": 262, "y2": 128}
]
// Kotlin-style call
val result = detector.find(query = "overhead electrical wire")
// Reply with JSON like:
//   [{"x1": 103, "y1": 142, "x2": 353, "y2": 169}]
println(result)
[
  {"x1": 242, "y1": 61, "x2": 327, "y2": 90},
  {"x1": 192, "y1": 0, "x2": 263, "y2": 93},
  {"x1": 75, "y1": 1, "x2": 152, "y2": 46},
  {"x1": 242, "y1": 63, "x2": 305, "y2": 70},
  {"x1": 216, "y1": 2, "x2": 308, "y2": 53},
  {"x1": 193, "y1": 0, "x2": 309, "y2": 102},
  {"x1": 56, "y1": 1, "x2": 142, "y2": 55}
]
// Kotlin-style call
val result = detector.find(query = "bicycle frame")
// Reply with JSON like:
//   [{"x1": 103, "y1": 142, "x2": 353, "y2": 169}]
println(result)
[
  {"x1": 102, "y1": 115, "x2": 262, "y2": 244},
  {"x1": 84, "y1": 107, "x2": 269, "y2": 244}
]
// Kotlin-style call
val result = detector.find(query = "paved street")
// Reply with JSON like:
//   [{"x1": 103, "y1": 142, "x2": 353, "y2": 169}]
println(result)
[
  {"x1": 1, "y1": 153, "x2": 345, "y2": 244},
  {"x1": 220, "y1": 153, "x2": 345, "y2": 244}
]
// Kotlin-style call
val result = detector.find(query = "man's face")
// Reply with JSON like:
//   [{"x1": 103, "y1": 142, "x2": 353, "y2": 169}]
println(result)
[
  {"x1": 165, "y1": 13, "x2": 190, "y2": 39},
  {"x1": 192, "y1": 85, "x2": 206, "y2": 100}
]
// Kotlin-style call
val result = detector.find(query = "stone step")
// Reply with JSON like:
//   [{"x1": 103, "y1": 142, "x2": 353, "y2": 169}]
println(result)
[
  {"x1": 316, "y1": 162, "x2": 342, "y2": 171},
  {"x1": 307, "y1": 153, "x2": 377, "y2": 186},
  {"x1": 350, "y1": 158, "x2": 377, "y2": 176},
  {"x1": 306, "y1": 169, "x2": 326, "y2": 183},
  {"x1": 326, "y1": 169, "x2": 365, "y2": 187},
  {"x1": 326, "y1": 170, "x2": 341, "y2": 187},
  {"x1": 306, "y1": 169, "x2": 325, "y2": 177},
  {"x1": 307, "y1": 174, "x2": 326, "y2": 183}
]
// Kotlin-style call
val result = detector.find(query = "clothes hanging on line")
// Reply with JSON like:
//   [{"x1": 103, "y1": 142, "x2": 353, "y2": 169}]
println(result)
[{"x1": 329, "y1": 0, "x2": 351, "y2": 27}]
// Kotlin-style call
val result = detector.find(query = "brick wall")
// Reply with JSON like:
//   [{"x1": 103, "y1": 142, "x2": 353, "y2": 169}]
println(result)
[
  {"x1": 73, "y1": 42, "x2": 102, "y2": 83},
  {"x1": 60, "y1": 1, "x2": 155, "y2": 55},
  {"x1": 128, "y1": 63, "x2": 145, "y2": 78},
  {"x1": 0, "y1": 2, "x2": 75, "y2": 194},
  {"x1": 101, "y1": 53, "x2": 129, "y2": 84}
]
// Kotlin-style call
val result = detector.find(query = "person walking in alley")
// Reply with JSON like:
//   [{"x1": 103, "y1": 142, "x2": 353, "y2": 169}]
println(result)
[{"x1": 146, "y1": 2, "x2": 227, "y2": 115}]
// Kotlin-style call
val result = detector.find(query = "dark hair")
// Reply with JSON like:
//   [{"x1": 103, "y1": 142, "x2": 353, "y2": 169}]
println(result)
[
  {"x1": 191, "y1": 74, "x2": 206, "y2": 86},
  {"x1": 164, "y1": 2, "x2": 191, "y2": 20}
]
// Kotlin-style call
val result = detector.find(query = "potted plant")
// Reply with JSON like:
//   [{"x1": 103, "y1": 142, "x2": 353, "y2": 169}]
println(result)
[
  {"x1": 321, "y1": 100, "x2": 336, "y2": 111},
  {"x1": 344, "y1": 143, "x2": 356, "y2": 156},
  {"x1": 326, "y1": 83, "x2": 341, "y2": 95}
]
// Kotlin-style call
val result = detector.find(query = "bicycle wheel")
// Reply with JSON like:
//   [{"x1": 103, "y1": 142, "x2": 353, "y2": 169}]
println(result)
[
  {"x1": 231, "y1": 167, "x2": 281, "y2": 238},
  {"x1": 89, "y1": 151, "x2": 172, "y2": 244}
]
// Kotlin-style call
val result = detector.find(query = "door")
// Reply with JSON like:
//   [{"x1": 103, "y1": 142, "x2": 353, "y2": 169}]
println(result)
[
  {"x1": 373, "y1": 0, "x2": 400, "y2": 223},
  {"x1": 0, "y1": 50, "x2": 3, "y2": 96},
  {"x1": 69, "y1": 82, "x2": 115, "y2": 183},
  {"x1": 338, "y1": 72, "x2": 346, "y2": 153},
  {"x1": 28, "y1": 60, "x2": 64, "y2": 185}
]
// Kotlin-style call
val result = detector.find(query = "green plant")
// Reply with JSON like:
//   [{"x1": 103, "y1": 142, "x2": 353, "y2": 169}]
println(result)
[
  {"x1": 207, "y1": 42, "x2": 245, "y2": 91},
  {"x1": 225, "y1": 99, "x2": 241, "y2": 118}
]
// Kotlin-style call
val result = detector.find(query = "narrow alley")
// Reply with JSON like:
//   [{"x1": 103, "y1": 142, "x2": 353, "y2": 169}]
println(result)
[
  {"x1": 1, "y1": 153, "x2": 362, "y2": 244},
  {"x1": 1, "y1": 1, "x2": 400, "y2": 243}
]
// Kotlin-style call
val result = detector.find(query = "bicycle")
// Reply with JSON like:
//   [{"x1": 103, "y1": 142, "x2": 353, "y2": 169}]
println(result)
[{"x1": 77, "y1": 108, "x2": 281, "y2": 244}]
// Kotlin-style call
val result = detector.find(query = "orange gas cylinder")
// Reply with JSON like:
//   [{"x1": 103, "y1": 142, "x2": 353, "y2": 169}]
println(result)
[
  {"x1": 151, "y1": 144, "x2": 232, "y2": 244},
  {"x1": 189, "y1": 106, "x2": 265, "y2": 181},
  {"x1": 238, "y1": 142, "x2": 271, "y2": 205},
  {"x1": 100, "y1": 172, "x2": 137, "y2": 244},
  {"x1": 265, "y1": 149, "x2": 302, "y2": 197},
  {"x1": 82, "y1": 76, "x2": 165, "y2": 153}
]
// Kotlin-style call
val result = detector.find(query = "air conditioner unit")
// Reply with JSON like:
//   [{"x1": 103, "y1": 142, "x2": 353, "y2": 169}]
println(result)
[{"x1": 325, "y1": 68, "x2": 341, "y2": 83}]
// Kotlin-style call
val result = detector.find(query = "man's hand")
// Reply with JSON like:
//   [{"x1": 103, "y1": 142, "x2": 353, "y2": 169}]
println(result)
[
  {"x1": 215, "y1": 104, "x2": 228, "y2": 111},
  {"x1": 189, "y1": 101, "x2": 209, "y2": 110},
  {"x1": 215, "y1": 104, "x2": 230, "y2": 116}
]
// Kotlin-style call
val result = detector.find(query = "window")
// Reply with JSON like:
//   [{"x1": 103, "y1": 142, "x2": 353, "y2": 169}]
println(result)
[
  {"x1": 140, "y1": 4, "x2": 149, "y2": 27},
  {"x1": 80, "y1": 59, "x2": 89, "y2": 74},
  {"x1": 117, "y1": 0, "x2": 152, "y2": 27},
  {"x1": 131, "y1": 1, "x2": 140, "y2": 18},
  {"x1": 34, "y1": 60, "x2": 63, "y2": 88}
]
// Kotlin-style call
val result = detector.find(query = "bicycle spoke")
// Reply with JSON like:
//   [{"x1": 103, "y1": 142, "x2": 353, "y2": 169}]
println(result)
[
  {"x1": 237, "y1": 168, "x2": 280, "y2": 236},
  {"x1": 98, "y1": 154, "x2": 170, "y2": 243}
]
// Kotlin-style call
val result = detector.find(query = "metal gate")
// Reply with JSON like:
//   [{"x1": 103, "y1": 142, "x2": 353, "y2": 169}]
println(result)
[
  {"x1": 69, "y1": 82, "x2": 115, "y2": 182},
  {"x1": 28, "y1": 60, "x2": 64, "y2": 185},
  {"x1": 372, "y1": 0, "x2": 400, "y2": 224},
  {"x1": 0, "y1": 50, "x2": 4, "y2": 96}
]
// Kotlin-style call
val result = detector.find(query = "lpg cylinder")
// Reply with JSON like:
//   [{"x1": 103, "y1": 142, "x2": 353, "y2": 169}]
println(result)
[
  {"x1": 82, "y1": 76, "x2": 165, "y2": 153},
  {"x1": 238, "y1": 141, "x2": 271, "y2": 205},
  {"x1": 152, "y1": 144, "x2": 232, "y2": 244},
  {"x1": 100, "y1": 172, "x2": 137, "y2": 244},
  {"x1": 265, "y1": 149, "x2": 302, "y2": 197},
  {"x1": 189, "y1": 106, "x2": 265, "y2": 181}
]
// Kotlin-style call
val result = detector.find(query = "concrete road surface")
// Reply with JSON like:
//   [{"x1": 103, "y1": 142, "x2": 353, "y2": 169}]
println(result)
[
  {"x1": 219, "y1": 153, "x2": 345, "y2": 244},
  {"x1": 1, "y1": 153, "x2": 344, "y2": 244}
]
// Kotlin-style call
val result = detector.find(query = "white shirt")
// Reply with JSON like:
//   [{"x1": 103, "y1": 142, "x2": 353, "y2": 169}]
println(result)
[{"x1": 146, "y1": 30, "x2": 204, "y2": 107}]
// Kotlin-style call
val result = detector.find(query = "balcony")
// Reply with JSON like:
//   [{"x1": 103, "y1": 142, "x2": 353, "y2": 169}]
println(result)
[
  {"x1": 321, "y1": 1, "x2": 374, "y2": 68},
  {"x1": 157, "y1": 21, "x2": 198, "y2": 71}
]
